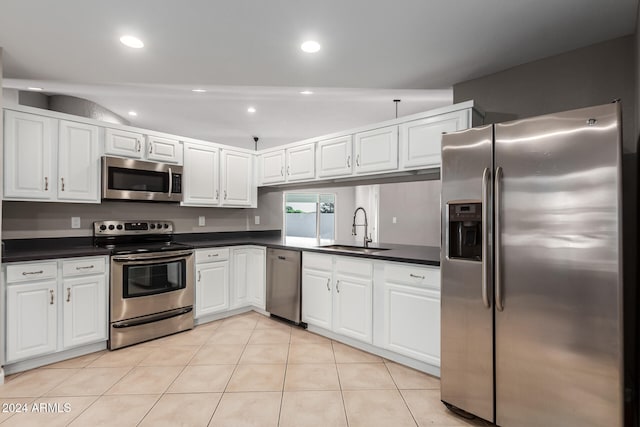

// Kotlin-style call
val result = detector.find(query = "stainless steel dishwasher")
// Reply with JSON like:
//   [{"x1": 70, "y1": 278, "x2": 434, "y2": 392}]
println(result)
[{"x1": 266, "y1": 248, "x2": 301, "y2": 324}]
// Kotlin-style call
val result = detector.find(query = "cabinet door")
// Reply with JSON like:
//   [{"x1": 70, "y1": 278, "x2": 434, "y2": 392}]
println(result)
[
  {"x1": 333, "y1": 274, "x2": 373, "y2": 343},
  {"x1": 382, "y1": 282, "x2": 440, "y2": 365},
  {"x1": 63, "y1": 275, "x2": 107, "y2": 349},
  {"x1": 183, "y1": 143, "x2": 219, "y2": 206},
  {"x1": 399, "y1": 110, "x2": 469, "y2": 169},
  {"x1": 6, "y1": 281, "x2": 58, "y2": 362},
  {"x1": 317, "y1": 135, "x2": 353, "y2": 178},
  {"x1": 302, "y1": 267, "x2": 333, "y2": 330},
  {"x1": 196, "y1": 261, "x2": 229, "y2": 317},
  {"x1": 286, "y1": 143, "x2": 315, "y2": 181},
  {"x1": 146, "y1": 135, "x2": 181, "y2": 164},
  {"x1": 104, "y1": 128, "x2": 144, "y2": 159},
  {"x1": 231, "y1": 248, "x2": 249, "y2": 309},
  {"x1": 4, "y1": 110, "x2": 55, "y2": 200},
  {"x1": 221, "y1": 150, "x2": 253, "y2": 206},
  {"x1": 354, "y1": 125, "x2": 398, "y2": 174},
  {"x1": 58, "y1": 120, "x2": 101, "y2": 202},
  {"x1": 247, "y1": 248, "x2": 266, "y2": 309},
  {"x1": 259, "y1": 150, "x2": 285, "y2": 185}
]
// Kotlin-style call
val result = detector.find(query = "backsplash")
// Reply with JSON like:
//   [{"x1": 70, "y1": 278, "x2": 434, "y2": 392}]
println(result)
[{"x1": 1, "y1": 201, "x2": 252, "y2": 239}]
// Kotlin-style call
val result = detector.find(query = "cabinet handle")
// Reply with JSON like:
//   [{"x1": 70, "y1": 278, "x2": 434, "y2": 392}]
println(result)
[
  {"x1": 356, "y1": 155, "x2": 360, "y2": 167},
  {"x1": 76, "y1": 265, "x2": 94, "y2": 270},
  {"x1": 50, "y1": 289, "x2": 54, "y2": 305},
  {"x1": 281, "y1": 167, "x2": 283, "y2": 176},
  {"x1": 216, "y1": 190, "x2": 219, "y2": 200},
  {"x1": 44, "y1": 177, "x2": 49, "y2": 191},
  {"x1": 224, "y1": 190, "x2": 227, "y2": 200},
  {"x1": 326, "y1": 278, "x2": 331, "y2": 291},
  {"x1": 198, "y1": 271, "x2": 201, "y2": 282},
  {"x1": 208, "y1": 254, "x2": 219, "y2": 257},
  {"x1": 136, "y1": 140, "x2": 141, "y2": 152},
  {"x1": 409, "y1": 273, "x2": 425, "y2": 280},
  {"x1": 66, "y1": 287, "x2": 71, "y2": 302},
  {"x1": 149, "y1": 142, "x2": 153, "y2": 154},
  {"x1": 336, "y1": 280, "x2": 340, "y2": 293},
  {"x1": 287, "y1": 166, "x2": 290, "y2": 176},
  {"x1": 347, "y1": 155, "x2": 351, "y2": 168},
  {"x1": 22, "y1": 270, "x2": 43, "y2": 276},
  {"x1": 61, "y1": 177, "x2": 65, "y2": 191}
]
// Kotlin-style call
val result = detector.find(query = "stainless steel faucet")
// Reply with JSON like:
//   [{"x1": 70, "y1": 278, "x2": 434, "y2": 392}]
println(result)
[{"x1": 352, "y1": 207, "x2": 373, "y2": 247}]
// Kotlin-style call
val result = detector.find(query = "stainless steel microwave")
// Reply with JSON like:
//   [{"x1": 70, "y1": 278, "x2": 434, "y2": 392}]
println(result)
[{"x1": 102, "y1": 156, "x2": 183, "y2": 202}]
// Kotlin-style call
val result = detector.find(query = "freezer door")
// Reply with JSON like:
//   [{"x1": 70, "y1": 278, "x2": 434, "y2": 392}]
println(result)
[
  {"x1": 440, "y1": 125, "x2": 494, "y2": 422},
  {"x1": 494, "y1": 103, "x2": 623, "y2": 427}
]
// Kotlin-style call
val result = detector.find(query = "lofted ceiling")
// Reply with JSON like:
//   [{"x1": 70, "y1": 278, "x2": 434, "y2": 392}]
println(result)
[{"x1": 0, "y1": 0, "x2": 637, "y2": 149}]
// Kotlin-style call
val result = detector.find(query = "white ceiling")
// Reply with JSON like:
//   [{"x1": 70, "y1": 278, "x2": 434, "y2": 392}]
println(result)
[{"x1": 0, "y1": 0, "x2": 637, "y2": 149}]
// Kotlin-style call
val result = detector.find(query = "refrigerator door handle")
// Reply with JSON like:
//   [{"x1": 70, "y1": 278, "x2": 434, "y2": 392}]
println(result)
[
  {"x1": 495, "y1": 166, "x2": 504, "y2": 311},
  {"x1": 482, "y1": 167, "x2": 491, "y2": 309}
]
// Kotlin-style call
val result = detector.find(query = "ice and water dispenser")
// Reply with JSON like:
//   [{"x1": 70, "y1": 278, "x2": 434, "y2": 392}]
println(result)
[{"x1": 448, "y1": 203, "x2": 482, "y2": 261}]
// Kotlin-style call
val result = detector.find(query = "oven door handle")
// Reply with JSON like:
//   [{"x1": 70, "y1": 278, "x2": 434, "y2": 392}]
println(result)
[
  {"x1": 112, "y1": 250, "x2": 194, "y2": 263},
  {"x1": 112, "y1": 307, "x2": 193, "y2": 329}
]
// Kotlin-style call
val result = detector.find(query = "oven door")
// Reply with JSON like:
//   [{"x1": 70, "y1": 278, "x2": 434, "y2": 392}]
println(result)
[
  {"x1": 110, "y1": 250, "x2": 194, "y2": 322},
  {"x1": 102, "y1": 156, "x2": 183, "y2": 202}
]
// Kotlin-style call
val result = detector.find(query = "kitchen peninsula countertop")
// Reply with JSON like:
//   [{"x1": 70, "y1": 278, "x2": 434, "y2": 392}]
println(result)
[{"x1": 2, "y1": 230, "x2": 441, "y2": 266}]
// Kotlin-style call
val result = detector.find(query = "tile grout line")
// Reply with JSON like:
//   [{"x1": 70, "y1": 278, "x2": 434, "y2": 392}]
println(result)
[
  {"x1": 383, "y1": 362, "x2": 419, "y2": 427},
  {"x1": 333, "y1": 340, "x2": 351, "y2": 427},
  {"x1": 276, "y1": 330, "x2": 291, "y2": 427}
]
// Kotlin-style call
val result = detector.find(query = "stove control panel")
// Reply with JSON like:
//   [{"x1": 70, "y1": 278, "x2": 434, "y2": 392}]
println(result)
[{"x1": 94, "y1": 220, "x2": 174, "y2": 236}]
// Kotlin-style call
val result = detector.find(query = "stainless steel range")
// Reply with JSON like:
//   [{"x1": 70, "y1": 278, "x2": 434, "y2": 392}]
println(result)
[{"x1": 94, "y1": 220, "x2": 194, "y2": 350}]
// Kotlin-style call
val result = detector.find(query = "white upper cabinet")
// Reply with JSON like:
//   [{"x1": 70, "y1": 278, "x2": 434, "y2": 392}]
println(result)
[
  {"x1": 57, "y1": 120, "x2": 101, "y2": 203},
  {"x1": 221, "y1": 149, "x2": 254, "y2": 207},
  {"x1": 354, "y1": 125, "x2": 398, "y2": 174},
  {"x1": 286, "y1": 143, "x2": 315, "y2": 181},
  {"x1": 4, "y1": 110, "x2": 56, "y2": 200},
  {"x1": 317, "y1": 135, "x2": 353, "y2": 178},
  {"x1": 399, "y1": 110, "x2": 469, "y2": 170},
  {"x1": 182, "y1": 143, "x2": 220, "y2": 206},
  {"x1": 104, "y1": 128, "x2": 145, "y2": 159},
  {"x1": 146, "y1": 135, "x2": 181, "y2": 164},
  {"x1": 259, "y1": 150, "x2": 286, "y2": 185}
]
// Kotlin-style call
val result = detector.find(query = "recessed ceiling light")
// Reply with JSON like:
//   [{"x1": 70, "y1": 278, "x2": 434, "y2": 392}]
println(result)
[
  {"x1": 27, "y1": 87, "x2": 43, "y2": 91},
  {"x1": 128, "y1": 111, "x2": 138, "y2": 117},
  {"x1": 300, "y1": 90, "x2": 314, "y2": 95},
  {"x1": 300, "y1": 40, "x2": 321, "y2": 53},
  {"x1": 120, "y1": 35, "x2": 144, "y2": 49},
  {"x1": 192, "y1": 88, "x2": 207, "y2": 93},
  {"x1": 247, "y1": 107, "x2": 257, "y2": 113}
]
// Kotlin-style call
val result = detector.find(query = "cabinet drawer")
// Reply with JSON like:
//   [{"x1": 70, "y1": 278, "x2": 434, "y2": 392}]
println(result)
[
  {"x1": 384, "y1": 263, "x2": 440, "y2": 290},
  {"x1": 62, "y1": 257, "x2": 106, "y2": 277},
  {"x1": 6, "y1": 262, "x2": 57, "y2": 283},
  {"x1": 196, "y1": 247, "x2": 230, "y2": 263},
  {"x1": 335, "y1": 256, "x2": 372, "y2": 279},
  {"x1": 303, "y1": 252, "x2": 333, "y2": 271}
]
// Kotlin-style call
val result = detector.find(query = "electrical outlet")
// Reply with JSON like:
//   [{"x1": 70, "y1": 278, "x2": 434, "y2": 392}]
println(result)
[
  {"x1": 198, "y1": 216, "x2": 205, "y2": 227},
  {"x1": 254, "y1": 216, "x2": 260, "y2": 225},
  {"x1": 392, "y1": 217, "x2": 397, "y2": 224},
  {"x1": 71, "y1": 217, "x2": 81, "y2": 229}
]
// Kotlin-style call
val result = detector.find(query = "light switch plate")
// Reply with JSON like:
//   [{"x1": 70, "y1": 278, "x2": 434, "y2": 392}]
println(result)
[
  {"x1": 254, "y1": 216, "x2": 260, "y2": 225},
  {"x1": 392, "y1": 217, "x2": 397, "y2": 224},
  {"x1": 198, "y1": 216, "x2": 205, "y2": 226},
  {"x1": 71, "y1": 217, "x2": 81, "y2": 229}
]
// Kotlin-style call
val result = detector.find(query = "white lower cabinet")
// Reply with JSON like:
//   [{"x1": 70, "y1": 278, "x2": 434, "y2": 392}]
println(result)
[
  {"x1": 6, "y1": 280, "x2": 58, "y2": 362},
  {"x1": 302, "y1": 253, "x2": 373, "y2": 344},
  {"x1": 4, "y1": 256, "x2": 109, "y2": 364},
  {"x1": 379, "y1": 262, "x2": 441, "y2": 366},
  {"x1": 195, "y1": 248, "x2": 230, "y2": 317}
]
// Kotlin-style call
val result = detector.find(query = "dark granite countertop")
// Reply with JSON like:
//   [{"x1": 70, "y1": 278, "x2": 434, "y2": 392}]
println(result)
[{"x1": 2, "y1": 230, "x2": 441, "y2": 266}]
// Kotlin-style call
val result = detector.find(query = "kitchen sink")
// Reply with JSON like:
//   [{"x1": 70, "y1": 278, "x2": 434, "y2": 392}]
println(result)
[{"x1": 320, "y1": 244, "x2": 390, "y2": 254}]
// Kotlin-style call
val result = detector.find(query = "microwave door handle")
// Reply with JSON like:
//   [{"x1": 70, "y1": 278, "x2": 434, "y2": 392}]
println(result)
[{"x1": 168, "y1": 168, "x2": 173, "y2": 198}]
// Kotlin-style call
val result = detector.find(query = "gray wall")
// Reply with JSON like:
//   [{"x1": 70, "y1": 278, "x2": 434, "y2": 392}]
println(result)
[
  {"x1": 378, "y1": 180, "x2": 441, "y2": 247},
  {"x1": 2, "y1": 201, "x2": 250, "y2": 239}
]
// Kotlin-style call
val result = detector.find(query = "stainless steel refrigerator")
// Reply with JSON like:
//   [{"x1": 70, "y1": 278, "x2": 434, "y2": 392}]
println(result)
[{"x1": 440, "y1": 103, "x2": 623, "y2": 427}]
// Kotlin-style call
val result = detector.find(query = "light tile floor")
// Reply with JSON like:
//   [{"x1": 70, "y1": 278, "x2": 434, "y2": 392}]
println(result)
[{"x1": 0, "y1": 311, "x2": 492, "y2": 426}]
